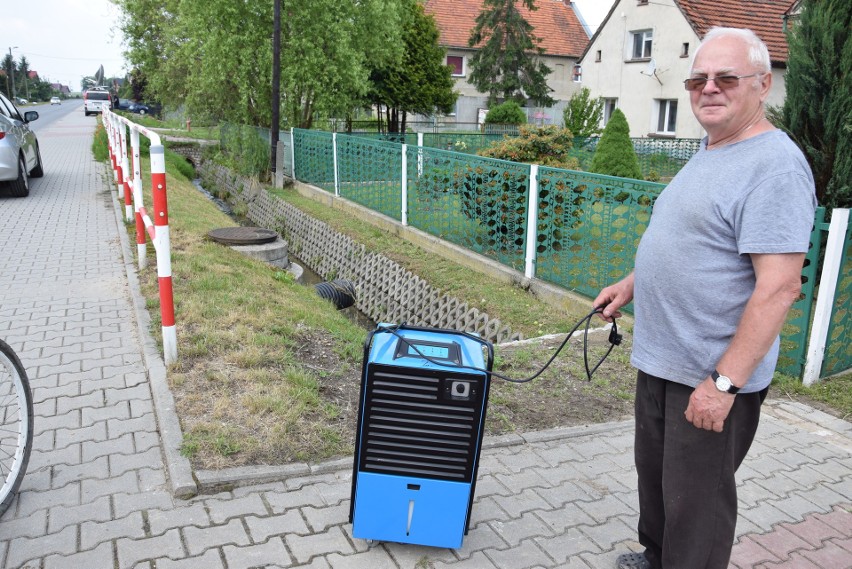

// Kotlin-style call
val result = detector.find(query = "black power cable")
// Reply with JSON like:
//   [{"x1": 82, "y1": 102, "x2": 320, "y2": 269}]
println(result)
[{"x1": 375, "y1": 307, "x2": 622, "y2": 383}]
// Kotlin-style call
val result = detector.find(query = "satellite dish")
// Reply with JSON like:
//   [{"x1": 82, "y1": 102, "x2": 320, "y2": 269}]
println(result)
[{"x1": 641, "y1": 58, "x2": 663, "y2": 85}]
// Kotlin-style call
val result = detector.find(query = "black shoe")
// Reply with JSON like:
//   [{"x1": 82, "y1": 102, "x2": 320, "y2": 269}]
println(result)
[{"x1": 616, "y1": 552, "x2": 651, "y2": 569}]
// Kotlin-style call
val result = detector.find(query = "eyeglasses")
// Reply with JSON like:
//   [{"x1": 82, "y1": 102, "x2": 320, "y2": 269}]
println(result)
[{"x1": 683, "y1": 73, "x2": 762, "y2": 91}]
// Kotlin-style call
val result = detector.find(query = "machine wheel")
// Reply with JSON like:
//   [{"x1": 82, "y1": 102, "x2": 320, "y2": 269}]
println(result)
[
  {"x1": 8, "y1": 155, "x2": 29, "y2": 197},
  {"x1": 29, "y1": 145, "x2": 44, "y2": 178}
]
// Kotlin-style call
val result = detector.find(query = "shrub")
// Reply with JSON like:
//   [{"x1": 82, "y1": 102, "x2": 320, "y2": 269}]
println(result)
[
  {"x1": 588, "y1": 109, "x2": 642, "y2": 180},
  {"x1": 478, "y1": 124, "x2": 580, "y2": 169},
  {"x1": 562, "y1": 87, "x2": 604, "y2": 139},
  {"x1": 484, "y1": 101, "x2": 527, "y2": 125}
]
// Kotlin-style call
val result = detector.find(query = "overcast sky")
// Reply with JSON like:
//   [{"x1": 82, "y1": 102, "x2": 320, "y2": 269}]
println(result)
[
  {"x1": 573, "y1": 0, "x2": 614, "y2": 34},
  {"x1": 7, "y1": 0, "x2": 126, "y2": 91},
  {"x1": 6, "y1": 0, "x2": 614, "y2": 93}
]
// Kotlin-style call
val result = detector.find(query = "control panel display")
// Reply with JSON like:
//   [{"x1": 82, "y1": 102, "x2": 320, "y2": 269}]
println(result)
[{"x1": 394, "y1": 339, "x2": 461, "y2": 365}]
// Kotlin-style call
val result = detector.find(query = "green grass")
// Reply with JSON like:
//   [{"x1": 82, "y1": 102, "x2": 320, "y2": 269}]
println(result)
[{"x1": 771, "y1": 371, "x2": 852, "y2": 420}]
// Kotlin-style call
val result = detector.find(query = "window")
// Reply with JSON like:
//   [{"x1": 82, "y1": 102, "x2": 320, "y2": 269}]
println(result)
[
  {"x1": 603, "y1": 98, "x2": 618, "y2": 126},
  {"x1": 681, "y1": 42, "x2": 690, "y2": 58},
  {"x1": 656, "y1": 99, "x2": 678, "y2": 134},
  {"x1": 447, "y1": 55, "x2": 464, "y2": 77},
  {"x1": 595, "y1": 50, "x2": 602, "y2": 62},
  {"x1": 448, "y1": 99, "x2": 458, "y2": 117},
  {"x1": 572, "y1": 64, "x2": 582, "y2": 82},
  {"x1": 631, "y1": 30, "x2": 653, "y2": 60}
]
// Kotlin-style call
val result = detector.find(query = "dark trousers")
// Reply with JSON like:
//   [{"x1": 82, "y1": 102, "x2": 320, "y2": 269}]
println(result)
[{"x1": 634, "y1": 370, "x2": 767, "y2": 569}]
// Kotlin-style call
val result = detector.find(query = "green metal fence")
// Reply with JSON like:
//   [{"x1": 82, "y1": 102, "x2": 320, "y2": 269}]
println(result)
[
  {"x1": 535, "y1": 168, "x2": 664, "y2": 299},
  {"x1": 568, "y1": 137, "x2": 700, "y2": 179},
  {"x1": 292, "y1": 129, "x2": 335, "y2": 191},
  {"x1": 777, "y1": 208, "x2": 825, "y2": 377},
  {"x1": 288, "y1": 128, "x2": 847, "y2": 380},
  {"x1": 821, "y1": 215, "x2": 852, "y2": 376},
  {"x1": 405, "y1": 146, "x2": 532, "y2": 271},
  {"x1": 337, "y1": 136, "x2": 403, "y2": 221}
]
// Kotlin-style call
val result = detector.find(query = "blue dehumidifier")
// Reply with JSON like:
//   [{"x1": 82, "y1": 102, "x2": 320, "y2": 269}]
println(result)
[{"x1": 349, "y1": 324, "x2": 493, "y2": 549}]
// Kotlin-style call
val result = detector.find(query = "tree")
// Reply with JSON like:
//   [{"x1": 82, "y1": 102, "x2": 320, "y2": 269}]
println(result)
[
  {"x1": 588, "y1": 109, "x2": 641, "y2": 180},
  {"x1": 562, "y1": 87, "x2": 603, "y2": 139},
  {"x1": 468, "y1": 0, "x2": 553, "y2": 107},
  {"x1": 369, "y1": 0, "x2": 457, "y2": 134},
  {"x1": 484, "y1": 100, "x2": 526, "y2": 124},
  {"x1": 17, "y1": 56, "x2": 31, "y2": 100},
  {"x1": 781, "y1": 0, "x2": 851, "y2": 208},
  {"x1": 1, "y1": 53, "x2": 13, "y2": 99},
  {"x1": 116, "y1": 0, "x2": 402, "y2": 128}
]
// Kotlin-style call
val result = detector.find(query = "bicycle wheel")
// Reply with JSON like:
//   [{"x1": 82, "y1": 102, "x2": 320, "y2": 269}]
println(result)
[{"x1": 0, "y1": 339, "x2": 33, "y2": 516}]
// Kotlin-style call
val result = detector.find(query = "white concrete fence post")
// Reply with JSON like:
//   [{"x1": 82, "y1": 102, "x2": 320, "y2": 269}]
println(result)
[{"x1": 803, "y1": 208, "x2": 850, "y2": 386}]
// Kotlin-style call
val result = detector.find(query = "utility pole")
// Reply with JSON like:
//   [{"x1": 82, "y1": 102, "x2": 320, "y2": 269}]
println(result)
[
  {"x1": 270, "y1": 0, "x2": 281, "y2": 177},
  {"x1": 8, "y1": 47, "x2": 17, "y2": 100}
]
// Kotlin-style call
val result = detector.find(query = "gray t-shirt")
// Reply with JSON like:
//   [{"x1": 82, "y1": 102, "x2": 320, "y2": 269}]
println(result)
[{"x1": 631, "y1": 130, "x2": 816, "y2": 392}]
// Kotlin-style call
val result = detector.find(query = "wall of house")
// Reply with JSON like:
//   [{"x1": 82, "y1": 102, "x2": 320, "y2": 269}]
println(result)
[
  {"x1": 579, "y1": 0, "x2": 788, "y2": 140},
  {"x1": 442, "y1": 48, "x2": 583, "y2": 127}
]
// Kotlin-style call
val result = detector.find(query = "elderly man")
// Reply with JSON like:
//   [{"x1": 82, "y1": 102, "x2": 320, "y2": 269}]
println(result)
[{"x1": 594, "y1": 27, "x2": 817, "y2": 569}]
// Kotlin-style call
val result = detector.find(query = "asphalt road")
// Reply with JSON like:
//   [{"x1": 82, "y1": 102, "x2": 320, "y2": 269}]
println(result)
[{"x1": 21, "y1": 98, "x2": 86, "y2": 133}]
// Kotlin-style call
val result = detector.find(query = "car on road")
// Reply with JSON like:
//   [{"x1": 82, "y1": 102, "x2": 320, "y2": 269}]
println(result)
[
  {"x1": 50, "y1": 97, "x2": 61, "y2": 105},
  {"x1": 83, "y1": 88, "x2": 113, "y2": 116},
  {"x1": 0, "y1": 92, "x2": 43, "y2": 197},
  {"x1": 16, "y1": 98, "x2": 28, "y2": 105}
]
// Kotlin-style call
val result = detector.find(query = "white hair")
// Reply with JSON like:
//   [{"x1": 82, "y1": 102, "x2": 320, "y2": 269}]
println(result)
[{"x1": 693, "y1": 27, "x2": 772, "y2": 73}]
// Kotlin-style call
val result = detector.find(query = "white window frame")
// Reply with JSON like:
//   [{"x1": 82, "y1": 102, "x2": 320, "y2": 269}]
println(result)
[
  {"x1": 447, "y1": 55, "x2": 465, "y2": 77},
  {"x1": 603, "y1": 98, "x2": 618, "y2": 126},
  {"x1": 631, "y1": 30, "x2": 653, "y2": 60},
  {"x1": 655, "y1": 99, "x2": 678, "y2": 135},
  {"x1": 572, "y1": 64, "x2": 582, "y2": 83}
]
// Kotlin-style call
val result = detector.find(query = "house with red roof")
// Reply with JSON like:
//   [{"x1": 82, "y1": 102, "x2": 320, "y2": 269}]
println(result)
[
  {"x1": 423, "y1": 0, "x2": 591, "y2": 127},
  {"x1": 577, "y1": 0, "x2": 798, "y2": 139}
]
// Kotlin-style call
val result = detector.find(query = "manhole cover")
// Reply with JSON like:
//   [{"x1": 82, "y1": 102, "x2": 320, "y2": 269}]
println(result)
[{"x1": 208, "y1": 227, "x2": 279, "y2": 246}]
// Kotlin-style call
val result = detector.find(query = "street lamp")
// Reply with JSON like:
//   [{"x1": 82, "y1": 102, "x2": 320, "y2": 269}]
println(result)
[{"x1": 7, "y1": 46, "x2": 17, "y2": 100}]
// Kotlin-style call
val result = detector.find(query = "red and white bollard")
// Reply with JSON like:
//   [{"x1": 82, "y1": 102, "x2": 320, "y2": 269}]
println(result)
[{"x1": 148, "y1": 143, "x2": 177, "y2": 365}]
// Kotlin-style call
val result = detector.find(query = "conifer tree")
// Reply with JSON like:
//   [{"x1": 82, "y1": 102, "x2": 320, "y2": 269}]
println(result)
[
  {"x1": 588, "y1": 109, "x2": 641, "y2": 180},
  {"x1": 782, "y1": 0, "x2": 851, "y2": 208},
  {"x1": 468, "y1": 0, "x2": 553, "y2": 107},
  {"x1": 370, "y1": 0, "x2": 457, "y2": 133}
]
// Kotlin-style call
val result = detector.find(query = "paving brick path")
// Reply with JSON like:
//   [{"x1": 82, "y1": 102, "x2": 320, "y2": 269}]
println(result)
[{"x1": 0, "y1": 106, "x2": 849, "y2": 568}]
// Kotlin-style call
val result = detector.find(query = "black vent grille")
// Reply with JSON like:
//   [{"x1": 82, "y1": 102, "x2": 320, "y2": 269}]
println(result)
[{"x1": 360, "y1": 363, "x2": 485, "y2": 482}]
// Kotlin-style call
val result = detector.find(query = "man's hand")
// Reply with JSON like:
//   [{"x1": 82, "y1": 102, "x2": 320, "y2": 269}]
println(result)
[
  {"x1": 684, "y1": 378, "x2": 736, "y2": 432},
  {"x1": 593, "y1": 272, "x2": 635, "y2": 323}
]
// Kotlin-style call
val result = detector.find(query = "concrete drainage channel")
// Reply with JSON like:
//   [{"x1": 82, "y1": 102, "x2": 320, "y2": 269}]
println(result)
[{"x1": 206, "y1": 226, "x2": 358, "y2": 312}]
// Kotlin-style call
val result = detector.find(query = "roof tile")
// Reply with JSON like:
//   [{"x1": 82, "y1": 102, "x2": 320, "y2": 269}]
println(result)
[
  {"x1": 676, "y1": 0, "x2": 795, "y2": 63},
  {"x1": 424, "y1": 0, "x2": 590, "y2": 57}
]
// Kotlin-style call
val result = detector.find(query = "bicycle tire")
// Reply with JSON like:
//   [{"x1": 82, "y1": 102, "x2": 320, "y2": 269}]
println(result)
[{"x1": 0, "y1": 339, "x2": 33, "y2": 516}]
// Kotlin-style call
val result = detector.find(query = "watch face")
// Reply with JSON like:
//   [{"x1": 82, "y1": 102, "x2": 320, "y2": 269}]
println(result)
[{"x1": 715, "y1": 375, "x2": 733, "y2": 391}]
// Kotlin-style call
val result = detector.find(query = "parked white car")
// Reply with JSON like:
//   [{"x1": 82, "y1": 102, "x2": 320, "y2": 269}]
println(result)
[
  {"x1": 83, "y1": 88, "x2": 113, "y2": 116},
  {"x1": 0, "y1": 92, "x2": 43, "y2": 197}
]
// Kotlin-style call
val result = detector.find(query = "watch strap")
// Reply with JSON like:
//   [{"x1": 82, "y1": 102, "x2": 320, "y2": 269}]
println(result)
[{"x1": 712, "y1": 370, "x2": 740, "y2": 394}]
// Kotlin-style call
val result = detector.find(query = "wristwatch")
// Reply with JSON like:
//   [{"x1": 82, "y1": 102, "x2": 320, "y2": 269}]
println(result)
[{"x1": 711, "y1": 370, "x2": 740, "y2": 394}]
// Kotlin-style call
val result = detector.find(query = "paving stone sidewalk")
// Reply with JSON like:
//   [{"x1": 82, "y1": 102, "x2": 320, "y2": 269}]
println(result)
[{"x1": 0, "y1": 107, "x2": 850, "y2": 569}]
